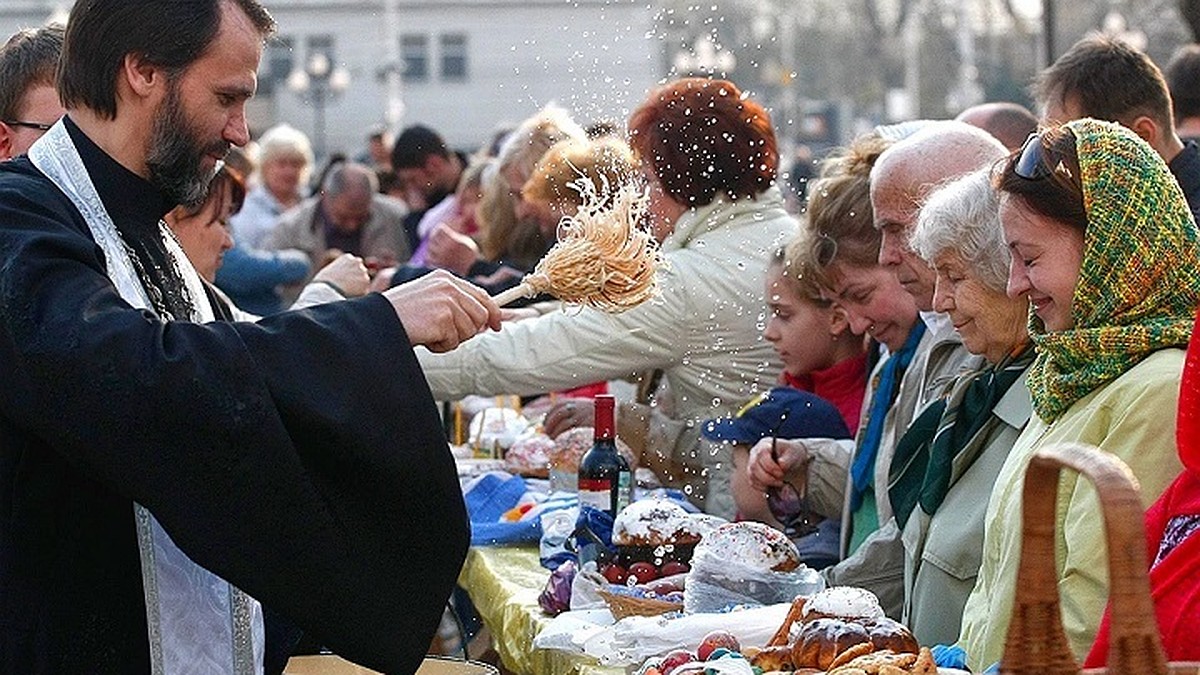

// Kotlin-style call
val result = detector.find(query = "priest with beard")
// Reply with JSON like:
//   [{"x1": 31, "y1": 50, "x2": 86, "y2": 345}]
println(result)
[{"x1": 0, "y1": 1, "x2": 502, "y2": 674}]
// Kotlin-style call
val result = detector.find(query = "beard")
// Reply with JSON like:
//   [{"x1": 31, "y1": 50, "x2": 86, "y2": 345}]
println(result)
[{"x1": 146, "y1": 82, "x2": 230, "y2": 208}]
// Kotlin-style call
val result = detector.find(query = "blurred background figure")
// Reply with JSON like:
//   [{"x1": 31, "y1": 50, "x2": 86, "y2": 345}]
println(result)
[
  {"x1": 230, "y1": 123, "x2": 313, "y2": 249},
  {"x1": 267, "y1": 160, "x2": 410, "y2": 274},
  {"x1": 954, "y1": 101, "x2": 1039, "y2": 151},
  {"x1": 0, "y1": 23, "x2": 64, "y2": 161},
  {"x1": 485, "y1": 104, "x2": 588, "y2": 272},
  {"x1": 1165, "y1": 44, "x2": 1200, "y2": 144},
  {"x1": 782, "y1": 144, "x2": 816, "y2": 214},
  {"x1": 216, "y1": 124, "x2": 318, "y2": 315},
  {"x1": 392, "y1": 124, "x2": 466, "y2": 253},
  {"x1": 356, "y1": 123, "x2": 393, "y2": 172}
]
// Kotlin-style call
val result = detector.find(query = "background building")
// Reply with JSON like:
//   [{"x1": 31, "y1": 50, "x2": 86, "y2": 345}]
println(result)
[{"x1": 1, "y1": 0, "x2": 1197, "y2": 161}]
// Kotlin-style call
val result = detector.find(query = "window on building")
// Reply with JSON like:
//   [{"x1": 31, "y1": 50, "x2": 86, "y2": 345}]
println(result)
[
  {"x1": 402, "y1": 34, "x2": 429, "y2": 83},
  {"x1": 440, "y1": 33, "x2": 468, "y2": 81}
]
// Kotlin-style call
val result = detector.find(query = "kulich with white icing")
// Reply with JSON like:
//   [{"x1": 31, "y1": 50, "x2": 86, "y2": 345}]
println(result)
[
  {"x1": 612, "y1": 498, "x2": 703, "y2": 547},
  {"x1": 693, "y1": 521, "x2": 802, "y2": 573},
  {"x1": 801, "y1": 586, "x2": 885, "y2": 622}
]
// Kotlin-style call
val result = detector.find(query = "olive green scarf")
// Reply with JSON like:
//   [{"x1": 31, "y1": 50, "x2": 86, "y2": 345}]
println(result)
[{"x1": 1027, "y1": 119, "x2": 1200, "y2": 422}]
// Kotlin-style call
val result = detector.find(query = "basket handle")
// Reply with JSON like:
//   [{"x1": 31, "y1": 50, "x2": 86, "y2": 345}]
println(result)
[{"x1": 999, "y1": 442, "x2": 1168, "y2": 675}]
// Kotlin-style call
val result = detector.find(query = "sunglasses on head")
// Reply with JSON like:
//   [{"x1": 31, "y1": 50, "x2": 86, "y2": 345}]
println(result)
[{"x1": 1014, "y1": 131, "x2": 1051, "y2": 181}]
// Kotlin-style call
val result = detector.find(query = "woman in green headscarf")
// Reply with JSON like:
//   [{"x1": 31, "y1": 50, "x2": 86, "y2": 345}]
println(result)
[{"x1": 958, "y1": 118, "x2": 1200, "y2": 669}]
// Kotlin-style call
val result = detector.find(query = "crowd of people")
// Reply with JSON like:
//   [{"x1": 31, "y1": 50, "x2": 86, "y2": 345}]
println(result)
[{"x1": 3, "y1": 1, "x2": 1200, "y2": 674}]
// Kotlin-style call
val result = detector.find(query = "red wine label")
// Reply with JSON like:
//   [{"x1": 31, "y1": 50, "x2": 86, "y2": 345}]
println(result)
[
  {"x1": 578, "y1": 477, "x2": 612, "y2": 493},
  {"x1": 578, "y1": 473, "x2": 633, "y2": 513}
]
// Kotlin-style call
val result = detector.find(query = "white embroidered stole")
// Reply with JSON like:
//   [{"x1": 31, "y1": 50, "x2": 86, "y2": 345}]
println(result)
[{"x1": 28, "y1": 121, "x2": 264, "y2": 675}]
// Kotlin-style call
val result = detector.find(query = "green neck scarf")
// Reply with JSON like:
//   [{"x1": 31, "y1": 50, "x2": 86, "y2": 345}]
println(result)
[
  {"x1": 1027, "y1": 119, "x2": 1200, "y2": 422},
  {"x1": 889, "y1": 344, "x2": 1036, "y2": 529}
]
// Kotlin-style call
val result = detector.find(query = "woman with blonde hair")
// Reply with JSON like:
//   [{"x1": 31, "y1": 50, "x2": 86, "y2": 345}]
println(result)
[
  {"x1": 482, "y1": 104, "x2": 587, "y2": 269},
  {"x1": 748, "y1": 133, "x2": 926, "y2": 614}
]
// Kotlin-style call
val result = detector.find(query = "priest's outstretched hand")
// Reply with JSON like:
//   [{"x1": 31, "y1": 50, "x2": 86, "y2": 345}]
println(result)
[{"x1": 383, "y1": 269, "x2": 502, "y2": 352}]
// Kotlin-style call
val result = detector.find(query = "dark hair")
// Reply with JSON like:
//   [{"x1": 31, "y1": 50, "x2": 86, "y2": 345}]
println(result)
[
  {"x1": 628, "y1": 78, "x2": 777, "y2": 206},
  {"x1": 1034, "y1": 34, "x2": 1172, "y2": 130},
  {"x1": 181, "y1": 164, "x2": 246, "y2": 219},
  {"x1": 0, "y1": 24, "x2": 64, "y2": 121},
  {"x1": 58, "y1": 0, "x2": 274, "y2": 120},
  {"x1": 391, "y1": 124, "x2": 450, "y2": 169},
  {"x1": 1166, "y1": 44, "x2": 1200, "y2": 123},
  {"x1": 994, "y1": 126, "x2": 1088, "y2": 234}
]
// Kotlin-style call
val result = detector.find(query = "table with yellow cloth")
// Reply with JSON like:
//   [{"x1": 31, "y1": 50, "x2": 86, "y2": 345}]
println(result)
[{"x1": 457, "y1": 546, "x2": 624, "y2": 675}]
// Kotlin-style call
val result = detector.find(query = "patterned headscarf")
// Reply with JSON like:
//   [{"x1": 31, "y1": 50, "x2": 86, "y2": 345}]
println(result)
[{"x1": 1027, "y1": 119, "x2": 1200, "y2": 421}]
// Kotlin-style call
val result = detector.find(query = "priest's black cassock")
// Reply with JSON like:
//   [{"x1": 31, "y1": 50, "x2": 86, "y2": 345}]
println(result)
[{"x1": 0, "y1": 118, "x2": 468, "y2": 674}]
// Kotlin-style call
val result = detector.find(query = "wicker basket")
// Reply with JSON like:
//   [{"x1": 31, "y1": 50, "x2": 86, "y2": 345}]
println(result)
[
  {"x1": 1000, "y1": 442, "x2": 1200, "y2": 674},
  {"x1": 597, "y1": 589, "x2": 683, "y2": 620}
]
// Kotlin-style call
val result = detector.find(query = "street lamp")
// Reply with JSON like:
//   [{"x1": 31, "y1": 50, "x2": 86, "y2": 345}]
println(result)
[{"x1": 287, "y1": 51, "x2": 350, "y2": 160}]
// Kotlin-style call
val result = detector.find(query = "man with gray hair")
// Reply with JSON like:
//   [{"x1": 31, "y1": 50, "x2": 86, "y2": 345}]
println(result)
[
  {"x1": 816, "y1": 121, "x2": 1006, "y2": 616},
  {"x1": 0, "y1": 23, "x2": 65, "y2": 160},
  {"x1": 268, "y1": 160, "x2": 410, "y2": 272}
]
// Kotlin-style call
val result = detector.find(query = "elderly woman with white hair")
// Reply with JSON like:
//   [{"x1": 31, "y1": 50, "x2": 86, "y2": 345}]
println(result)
[
  {"x1": 215, "y1": 124, "x2": 317, "y2": 315},
  {"x1": 230, "y1": 123, "x2": 314, "y2": 248},
  {"x1": 887, "y1": 167, "x2": 1035, "y2": 646}
]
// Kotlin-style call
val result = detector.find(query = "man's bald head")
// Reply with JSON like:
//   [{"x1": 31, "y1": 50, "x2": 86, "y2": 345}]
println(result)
[
  {"x1": 870, "y1": 120, "x2": 1007, "y2": 311},
  {"x1": 955, "y1": 102, "x2": 1038, "y2": 151}
]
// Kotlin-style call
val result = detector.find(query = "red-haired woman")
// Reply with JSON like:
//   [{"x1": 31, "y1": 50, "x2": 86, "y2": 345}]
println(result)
[{"x1": 419, "y1": 78, "x2": 796, "y2": 517}]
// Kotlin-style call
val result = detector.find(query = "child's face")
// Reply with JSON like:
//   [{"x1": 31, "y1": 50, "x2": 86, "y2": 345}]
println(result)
[{"x1": 763, "y1": 264, "x2": 838, "y2": 376}]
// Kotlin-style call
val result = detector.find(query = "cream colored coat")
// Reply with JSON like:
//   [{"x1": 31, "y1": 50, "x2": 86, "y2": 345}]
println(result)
[
  {"x1": 958, "y1": 348, "x2": 1186, "y2": 670},
  {"x1": 901, "y1": 367, "x2": 1032, "y2": 646},
  {"x1": 417, "y1": 188, "x2": 796, "y2": 512}
]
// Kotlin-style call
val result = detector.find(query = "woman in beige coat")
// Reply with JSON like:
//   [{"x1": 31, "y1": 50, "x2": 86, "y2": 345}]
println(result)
[{"x1": 418, "y1": 78, "x2": 793, "y2": 516}]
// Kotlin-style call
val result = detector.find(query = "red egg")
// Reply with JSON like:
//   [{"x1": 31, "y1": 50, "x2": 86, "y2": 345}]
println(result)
[
  {"x1": 627, "y1": 561, "x2": 659, "y2": 584},
  {"x1": 600, "y1": 563, "x2": 627, "y2": 585},
  {"x1": 696, "y1": 630, "x2": 740, "y2": 661}
]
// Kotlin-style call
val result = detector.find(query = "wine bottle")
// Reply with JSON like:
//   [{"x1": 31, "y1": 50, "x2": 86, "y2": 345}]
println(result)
[{"x1": 576, "y1": 395, "x2": 631, "y2": 518}]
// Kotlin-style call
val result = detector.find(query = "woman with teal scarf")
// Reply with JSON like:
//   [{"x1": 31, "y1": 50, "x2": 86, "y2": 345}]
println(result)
[
  {"x1": 747, "y1": 133, "x2": 926, "y2": 616},
  {"x1": 958, "y1": 119, "x2": 1200, "y2": 669},
  {"x1": 889, "y1": 168, "x2": 1035, "y2": 647}
]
